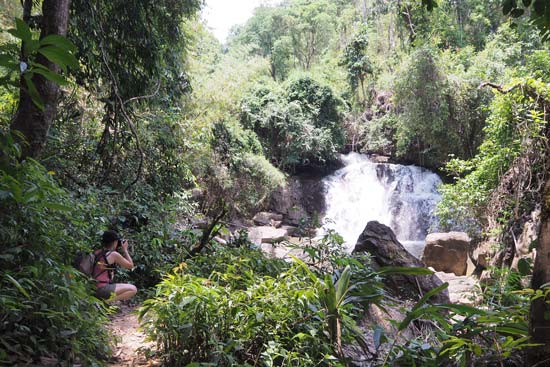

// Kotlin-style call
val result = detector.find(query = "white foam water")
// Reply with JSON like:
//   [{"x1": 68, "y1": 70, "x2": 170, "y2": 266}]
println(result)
[{"x1": 321, "y1": 152, "x2": 442, "y2": 256}]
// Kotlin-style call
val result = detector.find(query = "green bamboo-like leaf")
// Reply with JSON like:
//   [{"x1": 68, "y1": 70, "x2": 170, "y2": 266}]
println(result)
[
  {"x1": 5, "y1": 274, "x2": 30, "y2": 299},
  {"x1": 442, "y1": 303, "x2": 486, "y2": 316},
  {"x1": 43, "y1": 202, "x2": 71, "y2": 211},
  {"x1": 412, "y1": 283, "x2": 449, "y2": 312},
  {"x1": 398, "y1": 283, "x2": 449, "y2": 331},
  {"x1": 399, "y1": 304, "x2": 446, "y2": 331},
  {"x1": 324, "y1": 273, "x2": 337, "y2": 312},
  {"x1": 335, "y1": 265, "x2": 351, "y2": 306}
]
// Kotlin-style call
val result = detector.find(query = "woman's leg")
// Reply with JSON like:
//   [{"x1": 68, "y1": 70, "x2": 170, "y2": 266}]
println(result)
[{"x1": 113, "y1": 283, "x2": 137, "y2": 301}]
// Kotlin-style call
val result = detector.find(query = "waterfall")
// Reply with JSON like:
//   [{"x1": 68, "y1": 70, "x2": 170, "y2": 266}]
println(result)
[{"x1": 321, "y1": 152, "x2": 442, "y2": 257}]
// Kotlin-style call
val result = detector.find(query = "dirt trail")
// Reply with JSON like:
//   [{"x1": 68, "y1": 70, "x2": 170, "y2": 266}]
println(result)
[{"x1": 106, "y1": 305, "x2": 157, "y2": 367}]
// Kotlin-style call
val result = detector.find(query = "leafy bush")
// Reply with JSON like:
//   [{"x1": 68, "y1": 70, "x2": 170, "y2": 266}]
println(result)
[
  {"x1": 362, "y1": 113, "x2": 398, "y2": 156},
  {"x1": 240, "y1": 77, "x2": 345, "y2": 172},
  {"x1": 0, "y1": 133, "x2": 111, "y2": 366},
  {"x1": 381, "y1": 271, "x2": 536, "y2": 367},
  {"x1": 140, "y1": 257, "x2": 338, "y2": 366},
  {"x1": 139, "y1": 242, "x2": 382, "y2": 366},
  {"x1": 437, "y1": 78, "x2": 550, "y2": 236}
]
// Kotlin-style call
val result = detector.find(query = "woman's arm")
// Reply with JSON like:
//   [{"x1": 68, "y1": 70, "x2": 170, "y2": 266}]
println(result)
[{"x1": 113, "y1": 240, "x2": 134, "y2": 269}]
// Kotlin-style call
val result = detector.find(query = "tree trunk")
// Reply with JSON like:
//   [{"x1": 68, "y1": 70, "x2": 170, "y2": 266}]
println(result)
[
  {"x1": 10, "y1": 0, "x2": 71, "y2": 159},
  {"x1": 528, "y1": 178, "x2": 550, "y2": 366}
]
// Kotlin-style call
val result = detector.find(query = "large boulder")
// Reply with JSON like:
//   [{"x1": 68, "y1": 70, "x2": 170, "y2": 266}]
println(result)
[
  {"x1": 269, "y1": 176, "x2": 326, "y2": 226},
  {"x1": 422, "y1": 232, "x2": 470, "y2": 276},
  {"x1": 353, "y1": 221, "x2": 449, "y2": 304}
]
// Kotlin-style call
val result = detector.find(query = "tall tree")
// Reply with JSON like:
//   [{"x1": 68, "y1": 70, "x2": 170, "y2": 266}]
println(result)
[{"x1": 10, "y1": 0, "x2": 71, "y2": 159}]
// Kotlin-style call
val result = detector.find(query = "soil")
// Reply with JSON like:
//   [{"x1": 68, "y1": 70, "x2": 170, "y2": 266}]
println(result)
[{"x1": 106, "y1": 304, "x2": 158, "y2": 367}]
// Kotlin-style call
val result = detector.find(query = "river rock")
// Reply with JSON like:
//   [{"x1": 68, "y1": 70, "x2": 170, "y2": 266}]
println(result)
[
  {"x1": 422, "y1": 232, "x2": 470, "y2": 276},
  {"x1": 353, "y1": 221, "x2": 449, "y2": 304},
  {"x1": 435, "y1": 272, "x2": 479, "y2": 305},
  {"x1": 252, "y1": 211, "x2": 284, "y2": 226},
  {"x1": 248, "y1": 225, "x2": 300, "y2": 245}
]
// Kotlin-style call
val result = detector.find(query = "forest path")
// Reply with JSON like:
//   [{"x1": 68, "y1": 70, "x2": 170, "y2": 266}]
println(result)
[{"x1": 106, "y1": 304, "x2": 157, "y2": 367}]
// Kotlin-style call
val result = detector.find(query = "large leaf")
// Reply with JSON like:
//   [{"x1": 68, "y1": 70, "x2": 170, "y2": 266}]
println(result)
[
  {"x1": 7, "y1": 18, "x2": 33, "y2": 43},
  {"x1": 37, "y1": 46, "x2": 79, "y2": 72},
  {"x1": 23, "y1": 73, "x2": 44, "y2": 110},
  {"x1": 32, "y1": 67, "x2": 68, "y2": 86},
  {"x1": 39, "y1": 34, "x2": 77, "y2": 53},
  {"x1": 334, "y1": 265, "x2": 351, "y2": 307}
]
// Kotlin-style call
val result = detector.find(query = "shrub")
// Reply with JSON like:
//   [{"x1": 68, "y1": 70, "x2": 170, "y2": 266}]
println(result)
[
  {"x1": 139, "y1": 242, "x2": 380, "y2": 366},
  {"x1": 240, "y1": 77, "x2": 345, "y2": 172},
  {"x1": 0, "y1": 132, "x2": 111, "y2": 365}
]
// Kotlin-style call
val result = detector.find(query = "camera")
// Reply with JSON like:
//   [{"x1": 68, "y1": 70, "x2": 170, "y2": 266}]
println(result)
[{"x1": 117, "y1": 238, "x2": 125, "y2": 247}]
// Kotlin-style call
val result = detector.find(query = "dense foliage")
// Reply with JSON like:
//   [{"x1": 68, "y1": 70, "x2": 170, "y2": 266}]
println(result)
[
  {"x1": 0, "y1": 134, "x2": 111, "y2": 365},
  {"x1": 240, "y1": 77, "x2": 345, "y2": 171},
  {"x1": 2, "y1": 0, "x2": 550, "y2": 365}
]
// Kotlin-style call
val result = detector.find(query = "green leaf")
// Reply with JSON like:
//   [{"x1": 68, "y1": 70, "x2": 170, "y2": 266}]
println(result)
[
  {"x1": 0, "y1": 54, "x2": 17, "y2": 71},
  {"x1": 335, "y1": 266, "x2": 351, "y2": 306},
  {"x1": 37, "y1": 46, "x2": 79, "y2": 72},
  {"x1": 5, "y1": 274, "x2": 30, "y2": 299},
  {"x1": 8, "y1": 18, "x2": 33, "y2": 43},
  {"x1": 23, "y1": 39, "x2": 40, "y2": 57},
  {"x1": 23, "y1": 73, "x2": 44, "y2": 110},
  {"x1": 39, "y1": 34, "x2": 77, "y2": 53},
  {"x1": 43, "y1": 202, "x2": 71, "y2": 211},
  {"x1": 495, "y1": 325, "x2": 529, "y2": 336},
  {"x1": 32, "y1": 67, "x2": 69, "y2": 86},
  {"x1": 518, "y1": 257, "x2": 532, "y2": 276},
  {"x1": 373, "y1": 326, "x2": 384, "y2": 348},
  {"x1": 412, "y1": 283, "x2": 449, "y2": 312}
]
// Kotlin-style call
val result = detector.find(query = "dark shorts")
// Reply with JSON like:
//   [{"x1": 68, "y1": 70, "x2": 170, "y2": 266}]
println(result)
[{"x1": 95, "y1": 283, "x2": 116, "y2": 299}]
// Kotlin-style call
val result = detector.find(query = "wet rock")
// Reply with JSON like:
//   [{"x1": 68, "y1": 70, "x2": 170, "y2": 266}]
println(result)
[
  {"x1": 422, "y1": 232, "x2": 470, "y2": 276},
  {"x1": 353, "y1": 221, "x2": 449, "y2": 304}
]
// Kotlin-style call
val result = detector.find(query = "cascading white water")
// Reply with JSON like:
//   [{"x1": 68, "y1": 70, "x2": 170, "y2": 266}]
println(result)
[{"x1": 321, "y1": 152, "x2": 442, "y2": 258}]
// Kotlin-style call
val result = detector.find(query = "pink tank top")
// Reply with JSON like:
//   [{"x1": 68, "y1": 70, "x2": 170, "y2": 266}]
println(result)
[{"x1": 92, "y1": 250, "x2": 115, "y2": 288}]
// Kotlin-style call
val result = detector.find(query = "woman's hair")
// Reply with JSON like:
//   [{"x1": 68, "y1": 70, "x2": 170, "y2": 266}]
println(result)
[{"x1": 101, "y1": 230, "x2": 121, "y2": 245}]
